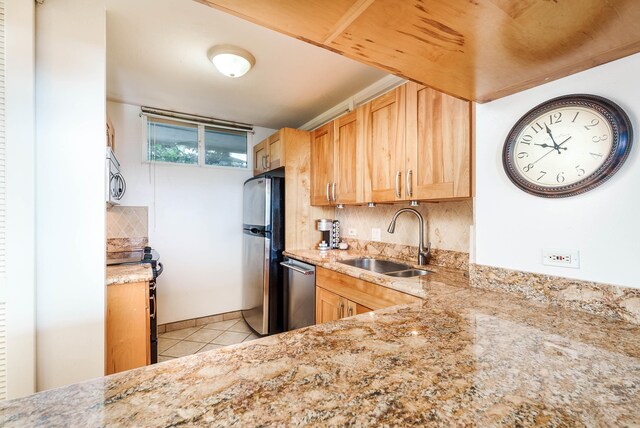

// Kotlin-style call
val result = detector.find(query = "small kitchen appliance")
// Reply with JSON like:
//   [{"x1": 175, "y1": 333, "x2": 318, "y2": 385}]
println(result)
[
  {"x1": 316, "y1": 219, "x2": 340, "y2": 250},
  {"x1": 106, "y1": 147, "x2": 126, "y2": 205}
]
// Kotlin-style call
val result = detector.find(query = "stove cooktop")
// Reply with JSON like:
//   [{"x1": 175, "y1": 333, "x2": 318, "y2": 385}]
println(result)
[{"x1": 106, "y1": 247, "x2": 160, "y2": 266}]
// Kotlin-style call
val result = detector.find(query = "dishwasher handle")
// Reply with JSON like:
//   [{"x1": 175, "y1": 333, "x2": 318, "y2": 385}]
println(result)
[{"x1": 280, "y1": 261, "x2": 315, "y2": 275}]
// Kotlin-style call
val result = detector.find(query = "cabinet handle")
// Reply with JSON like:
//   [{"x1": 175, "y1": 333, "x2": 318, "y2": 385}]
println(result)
[
  {"x1": 347, "y1": 306, "x2": 353, "y2": 317},
  {"x1": 339, "y1": 302, "x2": 345, "y2": 318},
  {"x1": 264, "y1": 154, "x2": 270, "y2": 170},
  {"x1": 407, "y1": 170, "x2": 413, "y2": 198},
  {"x1": 332, "y1": 182, "x2": 337, "y2": 202},
  {"x1": 395, "y1": 171, "x2": 402, "y2": 198},
  {"x1": 260, "y1": 155, "x2": 266, "y2": 170},
  {"x1": 150, "y1": 295, "x2": 156, "y2": 319},
  {"x1": 326, "y1": 183, "x2": 331, "y2": 203}
]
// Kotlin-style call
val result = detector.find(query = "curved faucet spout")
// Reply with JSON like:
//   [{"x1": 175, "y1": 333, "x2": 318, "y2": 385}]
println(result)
[{"x1": 386, "y1": 208, "x2": 431, "y2": 265}]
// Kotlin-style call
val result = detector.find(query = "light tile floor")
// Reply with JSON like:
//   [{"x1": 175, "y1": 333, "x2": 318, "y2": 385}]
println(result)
[{"x1": 158, "y1": 318, "x2": 259, "y2": 362}]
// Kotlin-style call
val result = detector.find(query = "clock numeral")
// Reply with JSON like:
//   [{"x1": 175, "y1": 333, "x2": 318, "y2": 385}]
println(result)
[
  {"x1": 575, "y1": 165, "x2": 585, "y2": 177},
  {"x1": 592, "y1": 134, "x2": 608, "y2": 143},
  {"x1": 571, "y1": 112, "x2": 580, "y2": 123},
  {"x1": 520, "y1": 134, "x2": 533, "y2": 145},
  {"x1": 584, "y1": 118, "x2": 600, "y2": 130},
  {"x1": 590, "y1": 152, "x2": 604, "y2": 160},
  {"x1": 549, "y1": 112, "x2": 562, "y2": 124},
  {"x1": 531, "y1": 122, "x2": 544, "y2": 134},
  {"x1": 556, "y1": 172, "x2": 565, "y2": 183},
  {"x1": 523, "y1": 163, "x2": 534, "y2": 172},
  {"x1": 537, "y1": 171, "x2": 547, "y2": 181},
  {"x1": 517, "y1": 152, "x2": 529, "y2": 159}
]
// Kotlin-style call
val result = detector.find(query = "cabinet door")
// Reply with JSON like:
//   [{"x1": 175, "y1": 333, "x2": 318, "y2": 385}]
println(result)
[
  {"x1": 268, "y1": 132, "x2": 283, "y2": 169},
  {"x1": 253, "y1": 140, "x2": 267, "y2": 176},
  {"x1": 346, "y1": 300, "x2": 372, "y2": 317},
  {"x1": 106, "y1": 281, "x2": 150, "y2": 375},
  {"x1": 334, "y1": 110, "x2": 362, "y2": 205},
  {"x1": 315, "y1": 287, "x2": 344, "y2": 324},
  {"x1": 310, "y1": 122, "x2": 334, "y2": 206},
  {"x1": 406, "y1": 82, "x2": 471, "y2": 200},
  {"x1": 363, "y1": 86, "x2": 406, "y2": 203}
]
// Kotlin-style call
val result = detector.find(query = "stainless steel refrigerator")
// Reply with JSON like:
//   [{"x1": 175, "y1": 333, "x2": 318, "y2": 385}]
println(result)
[{"x1": 242, "y1": 175, "x2": 284, "y2": 335}]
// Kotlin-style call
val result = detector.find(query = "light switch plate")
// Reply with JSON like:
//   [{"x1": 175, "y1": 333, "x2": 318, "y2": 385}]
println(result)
[
  {"x1": 542, "y1": 248, "x2": 580, "y2": 268},
  {"x1": 371, "y1": 228, "x2": 381, "y2": 241}
]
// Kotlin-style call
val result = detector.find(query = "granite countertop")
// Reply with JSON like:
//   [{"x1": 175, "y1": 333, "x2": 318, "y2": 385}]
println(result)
[
  {"x1": 106, "y1": 264, "x2": 153, "y2": 286},
  {"x1": 3, "y1": 255, "x2": 639, "y2": 426},
  {"x1": 284, "y1": 248, "x2": 469, "y2": 298}
]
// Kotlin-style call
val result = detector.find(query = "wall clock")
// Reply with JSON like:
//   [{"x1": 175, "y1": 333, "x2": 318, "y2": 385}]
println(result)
[{"x1": 502, "y1": 94, "x2": 633, "y2": 198}]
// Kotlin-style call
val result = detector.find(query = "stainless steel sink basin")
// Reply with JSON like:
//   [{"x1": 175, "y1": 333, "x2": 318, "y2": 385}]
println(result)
[
  {"x1": 338, "y1": 258, "x2": 412, "y2": 273},
  {"x1": 338, "y1": 258, "x2": 431, "y2": 278},
  {"x1": 385, "y1": 269, "x2": 430, "y2": 278}
]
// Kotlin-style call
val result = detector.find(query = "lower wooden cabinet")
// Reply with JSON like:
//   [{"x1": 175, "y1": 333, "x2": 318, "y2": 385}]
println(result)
[
  {"x1": 316, "y1": 287, "x2": 372, "y2": 324},
  {"x1": 106, "y1": 281, "x2": 150, "y2": 375},
  {"x1": 315, "y1": 267, "x2": 420, "y2": 325}
]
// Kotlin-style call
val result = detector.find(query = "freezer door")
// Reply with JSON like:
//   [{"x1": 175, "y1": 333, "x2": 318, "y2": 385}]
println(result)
[
  {"x1": 243, "y1": 177, "x2": 271, "y2": 228},
  {"x1": 241, "y1": 229, "x2": 270, "y2": 335}
]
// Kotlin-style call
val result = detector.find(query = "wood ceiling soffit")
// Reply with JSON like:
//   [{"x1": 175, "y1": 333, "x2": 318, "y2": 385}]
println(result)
[{"x1": 196, "y1": 0, "x2": 640, "y2": 103}]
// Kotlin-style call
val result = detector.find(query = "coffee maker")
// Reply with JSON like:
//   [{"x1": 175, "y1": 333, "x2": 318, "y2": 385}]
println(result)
[{"x1": 316, "y1": 219, "x2": 340, "y2": 250}]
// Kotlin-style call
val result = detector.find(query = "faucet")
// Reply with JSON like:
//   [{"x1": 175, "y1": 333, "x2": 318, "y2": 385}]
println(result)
[{"x1": 387, "y1": 208, "x2": 431, "y2": 265}]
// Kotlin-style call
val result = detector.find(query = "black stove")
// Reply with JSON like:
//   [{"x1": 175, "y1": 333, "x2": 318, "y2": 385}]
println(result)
[{"x1": 107, "y1": 246, "x2": 163, "y2": 364}]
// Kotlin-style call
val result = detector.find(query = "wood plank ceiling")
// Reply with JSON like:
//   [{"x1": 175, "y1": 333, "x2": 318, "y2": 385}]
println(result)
[{"x1": 196, "y1": 0, "x2": 640, "y2": 103}]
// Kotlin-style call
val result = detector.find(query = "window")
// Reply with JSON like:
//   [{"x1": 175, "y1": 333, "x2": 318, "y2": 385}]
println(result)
[
  {"x1": 147, "y1": 118, "x2": 199, "y2": 165},
  {"x1": 204, "y1": 127, "x2": 247, "y2": 168},
  {"x1": 145, "y1": 115, "x2": 248, "y2": 169}
]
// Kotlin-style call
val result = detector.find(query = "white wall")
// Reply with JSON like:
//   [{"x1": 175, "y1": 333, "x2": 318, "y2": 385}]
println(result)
[
  {"x1": 35, "y1": 0, "x2": 106, "y2": 391},
  {"x1": 5, "y1": 0, "x2": 36, "y2": 399},
  {"x1": 107, "y1": 101, "x2": 276, "y2": 324},
  {"x1": 475, "y1": 53, "x2": 640, "y2": 288}
]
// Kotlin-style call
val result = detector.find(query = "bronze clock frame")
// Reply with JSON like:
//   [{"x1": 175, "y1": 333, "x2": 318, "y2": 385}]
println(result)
[{"x1": 502, "y1": 94, "x2": 633, "y2": 198}]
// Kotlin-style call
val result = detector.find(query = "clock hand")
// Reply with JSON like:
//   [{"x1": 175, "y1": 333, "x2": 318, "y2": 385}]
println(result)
[
  {"x1": 534, "y1": 143, "x2": 566, "y2": 151},
  {"x1": 545, "y1": 124, "x2": 563, "y2": 154},
  {"x1": 533, "y1": 143, "x2": 567, "y2": 153},
  {"x1": 531, "y1": 136, "x2": 572, "y2": 166}
]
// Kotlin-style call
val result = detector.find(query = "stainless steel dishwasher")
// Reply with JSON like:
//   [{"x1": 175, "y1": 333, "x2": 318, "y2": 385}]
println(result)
[{"x1": 280, "y1": 257, "x2": 316, "y2": 331}]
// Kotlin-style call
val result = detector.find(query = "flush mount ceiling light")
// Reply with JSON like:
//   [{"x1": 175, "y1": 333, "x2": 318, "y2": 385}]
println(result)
[{"x1": 207, "y1": 45, "x2": 255, "y2": 78}]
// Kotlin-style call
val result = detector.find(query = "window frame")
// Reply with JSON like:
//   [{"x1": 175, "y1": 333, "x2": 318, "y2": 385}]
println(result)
[{"x1": 142, "y1": 114, "x2": 250, "y2": 171}]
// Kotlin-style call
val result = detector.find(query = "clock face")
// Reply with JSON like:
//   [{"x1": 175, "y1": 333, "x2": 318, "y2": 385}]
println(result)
[{"x1": 503, "y1": 95, "x2": 633, "y2": 198}]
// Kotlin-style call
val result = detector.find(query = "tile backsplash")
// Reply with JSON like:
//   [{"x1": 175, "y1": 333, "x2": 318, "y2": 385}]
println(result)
[
  {"x1": 335, "y1": 200, "x2": 473, "y2": 253},
  {"x1": 106, "y1": 206, "x2": 148, "y2": 239}
]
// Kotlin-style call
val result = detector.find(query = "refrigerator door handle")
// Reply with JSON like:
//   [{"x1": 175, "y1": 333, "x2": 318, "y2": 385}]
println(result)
[{"x1": 280, "y1": 261, "x2": 314, "y2": 275}]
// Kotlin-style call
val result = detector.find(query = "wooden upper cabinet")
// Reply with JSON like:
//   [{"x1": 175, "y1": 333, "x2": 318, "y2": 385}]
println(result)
[
  {"x1": 267, "y1": 133, "x2": 283, "y2": 169},
  {"x1": 253, "y1": 140, "x2": 268, "y2": 176},
  {"x1": 363, "y1": 86, "x2": 406, "y2": 203},
  {"x1": 333, "y1": 110, "x2": 362, "y2": 205},
  {"x1": 310, "y1": 110, "x2": 365, "y2": 207},
  {"x1": 310, "y1": 122, "x2": 334, "y2": 206},
  {"x1": 405, "y1": 82, "x2": 472, "y2": 200}
]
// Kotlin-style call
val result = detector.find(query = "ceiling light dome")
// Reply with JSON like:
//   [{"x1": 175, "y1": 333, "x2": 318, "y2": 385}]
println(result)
[{"x1": 207, "y1": 45, "x2": 255, "y2": 78}]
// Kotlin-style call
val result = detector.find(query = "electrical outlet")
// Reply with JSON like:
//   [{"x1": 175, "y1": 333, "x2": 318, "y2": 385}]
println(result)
[
  {"x1": 348, "y1": 228, "x2": 357, "y2": 237},
  {"x1": 542, "y1": 249, "x2": 580, "y2": 268},
  {"x1": 371, "y1": 228, "x2": 381, "y2": 241}
]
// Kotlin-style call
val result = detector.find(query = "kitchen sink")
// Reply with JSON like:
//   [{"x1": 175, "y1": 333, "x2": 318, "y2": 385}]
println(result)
[
  {"x1": 385, "y1": 269, "x2": 430, "y2": 278},
  {"x1": 338, "y1": 258, "x2": 431, "y2": 278},
  {"x1": 338, "y1": 258, "x2": 412, "y2": 273}
]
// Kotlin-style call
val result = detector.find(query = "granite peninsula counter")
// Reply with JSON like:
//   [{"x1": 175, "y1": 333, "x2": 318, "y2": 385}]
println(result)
[{"x1": 3, "y1": 254, "x2": 639, "y2": 426}]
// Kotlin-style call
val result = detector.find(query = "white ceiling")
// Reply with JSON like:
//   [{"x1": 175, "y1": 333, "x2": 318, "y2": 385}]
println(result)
[{"x1": 106, "y1": 0, "x2": 388, "y2": 129}]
